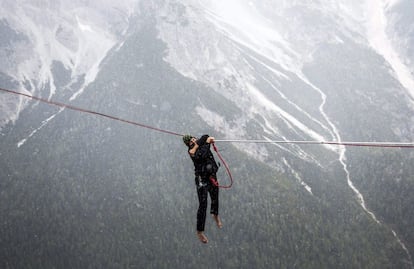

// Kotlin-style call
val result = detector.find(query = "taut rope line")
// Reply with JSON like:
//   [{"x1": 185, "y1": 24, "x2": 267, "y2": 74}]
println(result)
[{"x1": 1, "y1": 87, "x2": 414, "y2": 148}]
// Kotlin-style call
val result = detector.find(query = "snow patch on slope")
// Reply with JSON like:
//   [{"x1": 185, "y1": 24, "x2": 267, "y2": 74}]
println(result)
[
  {"x1": 0, "y1": 0, "x2": 136, "y2": 128},
  {"x1": 364, "y1": 0, "x2": 414, "y2": 100}
]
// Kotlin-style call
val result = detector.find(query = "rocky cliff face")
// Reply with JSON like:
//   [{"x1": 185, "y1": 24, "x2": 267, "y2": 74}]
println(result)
[{"x1": 1, "y1": 1, "x2": 414, "y2": 268}]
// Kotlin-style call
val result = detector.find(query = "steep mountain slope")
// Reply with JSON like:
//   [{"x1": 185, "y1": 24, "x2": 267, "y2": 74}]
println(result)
[
  {"x1": 1, "y1": 1, "x2": 414, "y2": 268},
  {"x1": 156, "y1": 1, "x2": 414, "y2": 264}
]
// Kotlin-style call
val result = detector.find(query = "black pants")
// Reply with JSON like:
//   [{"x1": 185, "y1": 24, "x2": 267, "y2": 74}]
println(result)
[{"x1": 195, "y1": 175, "x2": 219, "y2": 232}]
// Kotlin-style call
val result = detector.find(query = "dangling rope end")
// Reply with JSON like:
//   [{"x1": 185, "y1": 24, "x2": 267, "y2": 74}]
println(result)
[{"x1": 211, "y1": 142, "x2": 233, "y2": 189}]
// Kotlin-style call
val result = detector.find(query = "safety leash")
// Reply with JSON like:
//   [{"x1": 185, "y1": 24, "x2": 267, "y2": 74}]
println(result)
[{"x1": 210, "y1": 143, "x2": 233, "y2": 189}]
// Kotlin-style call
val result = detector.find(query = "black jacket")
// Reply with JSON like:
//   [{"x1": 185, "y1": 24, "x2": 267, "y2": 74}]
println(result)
[{"x1": 189, "y1": 135, "x2": 218, "y2": 176}]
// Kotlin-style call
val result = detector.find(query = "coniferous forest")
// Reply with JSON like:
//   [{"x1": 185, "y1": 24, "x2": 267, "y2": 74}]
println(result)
[{"x1": 1, "y1": 1, "x2": 414, "y2": 268}]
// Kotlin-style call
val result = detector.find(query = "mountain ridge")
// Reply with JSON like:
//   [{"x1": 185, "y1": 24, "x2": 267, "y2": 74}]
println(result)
[{"x1": 1, "y1": 1, "x2": 414, "y2": 268}]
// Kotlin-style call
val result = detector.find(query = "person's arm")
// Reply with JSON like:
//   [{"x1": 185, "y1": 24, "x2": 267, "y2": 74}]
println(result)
[
  {"x1": 188, "y1": 142, "x2": 199, "y2": 156},
  {"x1": 189, "y1": 134, "x2": 214, "y2": 158},
  {"x1": 206, "y1": 136, "x2": 215, "y2": 144},
  {"x1": 197, "y1": 134, "x2": 215, "y2": 145},
  {"x1": 191, "y1": 135, "x2": 214, "y2": 160},
  {"x1": 197, "y1": 135, "x2": 209, "y2": 146}
]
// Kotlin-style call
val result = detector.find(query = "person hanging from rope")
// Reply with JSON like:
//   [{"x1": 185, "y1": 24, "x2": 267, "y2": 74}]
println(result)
[{"x1": 183, "y1": 134, "x2": 223, "y2": 244}]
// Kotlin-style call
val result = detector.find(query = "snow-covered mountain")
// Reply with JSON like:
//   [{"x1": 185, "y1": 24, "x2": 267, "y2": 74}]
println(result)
[
  {"x1": 0, "y1": 0, "x2": 135, "y2": 126},
  {"x1": 1, "y1": 1, "x2": 414, "y2": 268}
]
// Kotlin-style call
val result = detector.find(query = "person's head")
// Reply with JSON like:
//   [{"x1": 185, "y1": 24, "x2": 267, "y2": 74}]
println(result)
[
  {"x1": 183, "y1": 134, "x2": 197, "y2": 148},
  {"x1": 183, "y1": 134, "x2": 193, "y2": 147}
]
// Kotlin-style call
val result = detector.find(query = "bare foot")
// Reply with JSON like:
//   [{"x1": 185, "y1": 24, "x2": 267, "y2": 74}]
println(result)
[
  {"x1": 197, "y1": 231, "x2": 208, "y2": 244},
  {"x1": 212, "y1": 214, "x2": 223, "y2": 229}
]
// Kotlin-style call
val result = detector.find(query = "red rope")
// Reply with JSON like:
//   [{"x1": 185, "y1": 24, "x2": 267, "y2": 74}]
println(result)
[
  {"x1": 0, "y1": 87, "x2": 184, "y2": 137},
  {"x1": 3, "y1": 88, "x2": 413, "y2": 149},
  {"x1": 1, "y1": 88, "x2": 234, "y2": 188},
  {"x1": 210, "y1": 143, "x2": 233, "y2": 189}
]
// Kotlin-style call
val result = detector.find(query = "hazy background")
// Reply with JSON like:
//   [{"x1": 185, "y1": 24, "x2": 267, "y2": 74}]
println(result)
[{"x1": 1, "y1": 0, "x2": 414, "y2": 268}]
